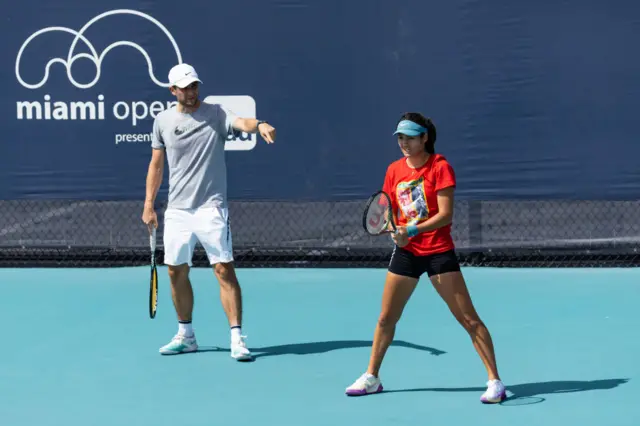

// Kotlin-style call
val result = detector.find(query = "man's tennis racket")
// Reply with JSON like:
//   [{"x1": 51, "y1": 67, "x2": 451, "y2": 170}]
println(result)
[
  {"x1": 363, "y1": 190, "x2": 397, "y2": 235},
  {"x1": 149, "y1": 226, "x2": 158, "y2": 319}
]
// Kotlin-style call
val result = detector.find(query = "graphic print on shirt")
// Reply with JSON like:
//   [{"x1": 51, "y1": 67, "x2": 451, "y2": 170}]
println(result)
[{"x1": 396, "y1": 177, "x2": 429, "y2": 225}]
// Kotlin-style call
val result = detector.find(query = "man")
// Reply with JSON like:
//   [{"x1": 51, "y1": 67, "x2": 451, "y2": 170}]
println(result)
[{"x1": 142, "y1": 63, "x2": 276, "y2": 361}]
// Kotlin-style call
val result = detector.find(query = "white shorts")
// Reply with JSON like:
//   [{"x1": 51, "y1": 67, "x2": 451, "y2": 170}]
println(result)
[{"x1": 163, "y1": 206, "x2": 233, "y2": 266}]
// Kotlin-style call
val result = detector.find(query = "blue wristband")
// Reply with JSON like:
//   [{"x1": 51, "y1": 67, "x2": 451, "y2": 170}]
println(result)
[{"x1": 406, "y1": 225, "x2": 419, "y2": 238}]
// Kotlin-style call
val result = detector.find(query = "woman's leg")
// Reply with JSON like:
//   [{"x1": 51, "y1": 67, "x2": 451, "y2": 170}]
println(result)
[
  {"x1": 345, "y1": 271, "x2": 418, "y2": 396},
  {"x1": 430, "y1": 270, "x2": 506, "y2": 403},
  {"x1": 367, "y1": 271, "x2": 419, "y2": 376}
]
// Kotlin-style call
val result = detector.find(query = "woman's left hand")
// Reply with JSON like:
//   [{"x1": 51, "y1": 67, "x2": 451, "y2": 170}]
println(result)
[{"x1": 392, "y1": 227, "x2": 410, "y2": 247}]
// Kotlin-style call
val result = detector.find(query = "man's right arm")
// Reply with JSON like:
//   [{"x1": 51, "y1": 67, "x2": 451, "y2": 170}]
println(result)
[
  {"x1": 144, "y1": 148, "x2": 164, "y2": 209},
  {"x1": 146, "y1": 117, "x2": 166, "y2": 208}
]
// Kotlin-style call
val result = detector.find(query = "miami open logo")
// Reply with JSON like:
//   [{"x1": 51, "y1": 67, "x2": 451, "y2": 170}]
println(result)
[
  {"x1": 15, "y1": 9, "x2": 182, "y2": 89},
  {"x1": 13, "y1": 9, "x2": 257, "y2": 151}
]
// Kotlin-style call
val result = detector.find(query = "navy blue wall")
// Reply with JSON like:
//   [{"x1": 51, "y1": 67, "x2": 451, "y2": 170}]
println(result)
[{"x1": 2, "y1": 1, "x2": 639, "y2": 201}]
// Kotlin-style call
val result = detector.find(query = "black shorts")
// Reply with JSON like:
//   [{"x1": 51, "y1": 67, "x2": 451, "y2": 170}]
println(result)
[{"x1": 388, "y1": 246, "x2": 461, "y2": 279}]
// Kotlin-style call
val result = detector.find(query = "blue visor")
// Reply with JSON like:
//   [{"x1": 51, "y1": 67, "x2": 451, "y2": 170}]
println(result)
[{"x1": 393, "y1": 120, "x2": 427, "y2": 137}]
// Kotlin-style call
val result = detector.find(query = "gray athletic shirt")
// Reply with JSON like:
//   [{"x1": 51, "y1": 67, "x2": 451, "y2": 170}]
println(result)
[{"x1": 151, "y1": 102, "x2": 238, "y2": 209}]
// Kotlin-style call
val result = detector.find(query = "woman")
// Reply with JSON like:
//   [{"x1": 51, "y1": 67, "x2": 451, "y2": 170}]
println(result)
[{"x1": 345, "y1": 113, "x2": 506, "y2": 404}]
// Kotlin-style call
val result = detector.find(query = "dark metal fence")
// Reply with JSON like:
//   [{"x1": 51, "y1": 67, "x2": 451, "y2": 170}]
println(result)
[{"x1": 1, "y1": 199, "x2": 639, "y2": 268}]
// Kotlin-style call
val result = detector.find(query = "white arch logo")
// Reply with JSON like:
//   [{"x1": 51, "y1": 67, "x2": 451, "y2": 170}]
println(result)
[{"x1": 15, "y1": 9, "x2": 182, "y2": 90}]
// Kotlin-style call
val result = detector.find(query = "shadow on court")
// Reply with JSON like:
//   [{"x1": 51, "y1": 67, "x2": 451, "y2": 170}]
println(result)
[
  {"x1": 194, "y1": 340, "x2": 446, "y2": 359},
  {"x1": 384, "y1": 378, "x2": 630, "y2": 404}
]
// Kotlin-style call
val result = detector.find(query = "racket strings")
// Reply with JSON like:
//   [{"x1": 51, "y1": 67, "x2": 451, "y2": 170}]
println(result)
[{"x1": 365, "y1": 193, "x2": 393, "y2": 235}]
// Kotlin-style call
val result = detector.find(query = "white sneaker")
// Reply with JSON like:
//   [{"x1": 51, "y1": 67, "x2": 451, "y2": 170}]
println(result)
[
  {"x1": 230, "y1": 334, "x2": 253, "y2": 361},
  {"x1": 159, "y1": 333, "x2": 198, "y2": 355},
  {"x1": 480, "y1": 379, "x2": 507, "y2": 403},
  {"x1": 345, "y1": 373, "x2": 383, "y2": 396}
]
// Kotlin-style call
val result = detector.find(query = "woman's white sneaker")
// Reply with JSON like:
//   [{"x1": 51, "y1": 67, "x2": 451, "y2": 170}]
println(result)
[
  {"x1": 480, "y1": 379, "x2": 507, "y2": 403},
  {"x1": 345, "y1": 373, "x2": 383, "y2": 396}
]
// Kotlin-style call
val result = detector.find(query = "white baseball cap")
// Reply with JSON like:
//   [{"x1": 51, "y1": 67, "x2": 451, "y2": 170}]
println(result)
[{"x1": 168, "y1": 63, "x2": 203, "y2": 88}]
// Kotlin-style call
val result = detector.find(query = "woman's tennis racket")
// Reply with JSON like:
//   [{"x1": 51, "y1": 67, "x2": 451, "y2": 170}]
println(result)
[
  {"x1": 149, "y1": 226, "x2": 158, "y2": 319},
  {"x1": 363, "y1": 190, "x2": 397, "y2": 235}
]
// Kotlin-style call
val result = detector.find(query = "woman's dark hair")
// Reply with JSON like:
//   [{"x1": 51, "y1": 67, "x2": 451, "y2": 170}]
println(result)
[{"x1": 397, "y1": 112, "x2": 437, "y2": 154}]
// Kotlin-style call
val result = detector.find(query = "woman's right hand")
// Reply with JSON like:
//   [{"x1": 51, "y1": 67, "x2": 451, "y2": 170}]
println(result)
[{"x1": 391, "y1": 227, "x2": 410, "y2": 247}]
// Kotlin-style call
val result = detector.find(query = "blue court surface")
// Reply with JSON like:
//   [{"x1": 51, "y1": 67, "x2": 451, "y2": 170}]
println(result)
[{"x1": 1, "y1": 266, "x2": 638, "y2": 426}]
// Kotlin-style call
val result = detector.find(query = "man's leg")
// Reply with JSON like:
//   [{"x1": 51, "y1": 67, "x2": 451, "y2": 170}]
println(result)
[
  {"x1": 213, "y1": 262, "x2": 251, "y2": 360},
  {"x1": 195, "y1": 206, "x2": 252, "y2": 361},
  {"x1": 214, "y1": 262, "x2": 242, "y2": 328},
  {"x1": 169, "y1": 264, "x2": 195, "y2": 333},
  {"x1": 159, "y1": 208, "x2": 198, "y2": 355}
]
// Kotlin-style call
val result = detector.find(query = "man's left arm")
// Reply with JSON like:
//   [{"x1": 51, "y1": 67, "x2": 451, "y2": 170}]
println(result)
[{"x1": 232, "y1": 117, "x2": 276, "y2": 144}]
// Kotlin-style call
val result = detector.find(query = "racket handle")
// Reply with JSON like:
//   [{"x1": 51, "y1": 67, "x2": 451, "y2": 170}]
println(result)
[{"x1": 150, "y1": 227, "x2": 157, "y2": 251}]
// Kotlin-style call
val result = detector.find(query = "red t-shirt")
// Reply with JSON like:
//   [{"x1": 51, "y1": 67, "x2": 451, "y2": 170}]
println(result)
[{"x1": 382, "y1": 153, "x2": 457, "y2": 256}]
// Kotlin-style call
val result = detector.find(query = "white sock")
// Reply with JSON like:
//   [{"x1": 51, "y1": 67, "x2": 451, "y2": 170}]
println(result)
[
  {"x1": 178, "y1": 321, "x2": 193, "y2": 337},
  {"x1": 230, "y1": 326, "x2": 242, "y2": 342}
]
